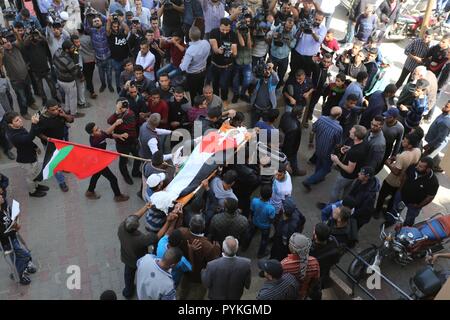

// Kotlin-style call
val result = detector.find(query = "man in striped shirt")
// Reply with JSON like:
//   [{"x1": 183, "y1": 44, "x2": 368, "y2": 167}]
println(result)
[
  {"x1": 395, "y1": 30, "x2": 433, "y2": 89},
  {"x1": 256, "y1": 259, "x2": 299, "y2": 300},
  {"x1": 302, "y1": 107, "x2": 343, "y2": 192}
]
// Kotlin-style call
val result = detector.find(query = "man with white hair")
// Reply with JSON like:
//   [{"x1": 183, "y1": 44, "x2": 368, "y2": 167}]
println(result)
[{"x1": 201, "y1": 236, "x2": 251, "y2": 300}]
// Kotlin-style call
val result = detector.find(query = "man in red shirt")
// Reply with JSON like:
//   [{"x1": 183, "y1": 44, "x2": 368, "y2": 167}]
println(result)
[
  {"x1": 156, "y1": 31, "x2": 186, "y2": 79},
  {"x1": 146, "y1": 88, "x2": 169, "y2": 129},
  {"x1": 281, "y1": 233, "x2": 321, "y2": 300}
]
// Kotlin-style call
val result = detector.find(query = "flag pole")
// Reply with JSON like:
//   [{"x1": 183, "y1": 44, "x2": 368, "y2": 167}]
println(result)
[{"x1": 118, "y1": 152, "x2": 173, "y2": 167}]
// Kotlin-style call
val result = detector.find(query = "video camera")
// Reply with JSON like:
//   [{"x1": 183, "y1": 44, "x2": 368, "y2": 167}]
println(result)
[
  {"x1": 0, "y1": 25, "x2": 16, "y2": 43},
  {"x1": 273, "y1": 22, "x2": 292, "y2": 47},
  {"x1": 237, "y1": 5, "x2": 251, "y2": 34},
  {"x1": 2, "y1": 7, "x2": 16, "y2": 20},
  {"x1": 161, "y1": 0, "x2": 173, "y2": 9},
  {"x1": 111, "y1": 12, "x2": 120, "y2": 23},
  {"x1": 299, "y1": 18, "x2": 314, "y2": 34},
  {"x1": 221, "y1": 42, "x2": 232, "y2": 58},
  {"x1": 84, "y1": 2, "x2": 100, "y2": 18},
  {"x1": 253, "y1": 62, "x2": 270, "y2": 78}
]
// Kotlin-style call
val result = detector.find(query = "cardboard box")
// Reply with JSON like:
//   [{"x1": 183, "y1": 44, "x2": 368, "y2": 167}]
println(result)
[{"x1": 435, "y1": 278, "x2": 450, "y2": 300}]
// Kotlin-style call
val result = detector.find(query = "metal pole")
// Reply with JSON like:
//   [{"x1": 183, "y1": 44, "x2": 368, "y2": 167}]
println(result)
[{"x1": 420, "y1": 0, "x2": 436, "y2": 37}]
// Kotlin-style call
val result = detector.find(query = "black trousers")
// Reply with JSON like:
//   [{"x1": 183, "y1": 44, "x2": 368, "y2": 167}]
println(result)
[
  {"x1": 83, "y1": 62, "x2": 96, "y2": 93},
  {"x1": 115, "y1": 142, "x2": 141, "y2": 179},
  {"x1": 87, "y1": 166, "x2": 121, "y2": 196},
  {"x1": 290, "y1": 50, "x2": 315, "y2": 77},
  {"x1": 395, "y1": 67, "x2": 413, "y2": 89},
  {"x1": 375, "y1": 180, "x2": 398, "y2": 213},
  {"x1": 186, "y1": 71, "x2": 206, "y2": 101},
  {"x1": 32, "y1": 71, "x2": 58, "y2": 104}
]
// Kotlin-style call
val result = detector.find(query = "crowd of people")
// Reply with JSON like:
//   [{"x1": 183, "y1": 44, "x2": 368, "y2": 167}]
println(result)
[{"x1": 0, "y1": 0, "x2": 449, "y2": 300}]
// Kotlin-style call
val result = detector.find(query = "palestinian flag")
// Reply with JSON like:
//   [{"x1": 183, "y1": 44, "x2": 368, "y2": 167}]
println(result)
[
  {"x1": 150, "y1": 123, "x2": 250, "y2": 213},
  {"x1": 37, "y1": 138, "x2": 120, "y2": 181}
]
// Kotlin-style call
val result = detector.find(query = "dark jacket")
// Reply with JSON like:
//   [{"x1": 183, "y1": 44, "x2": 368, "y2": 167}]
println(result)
[
  {"x1": 327, "y1": 218, "x2": 359, "y2": 249},
  {"x1": 348, "y1": 176, "x2": 381, "y2": 229},
  {"x1": 376, "y1": 0, "x2": 401, "y2": 27},
  {"x1": 279, "y1": 112, "x2": 301, "y2": 157},
  {"x1": 53, "y1": 48, "x2": 82, "y2": 82},
  {"x1": 359, "y1": 90, "x2": 389, "y2": 129},
  {"x1": 310, "y1": 236, "x2": 342, "y2": 288},
  {"x1": 6, "y1": 125, "x2": 39, "y2": 163}
]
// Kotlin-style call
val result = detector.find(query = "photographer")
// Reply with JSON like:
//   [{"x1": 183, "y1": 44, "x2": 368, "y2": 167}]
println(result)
[
  {"x1": 157, "y1": 0, "x2": 184, "y2": 37},
  {"x1": 232, "y1": 14, "x2": 253, "y2": 104},
  {"x1": 208, "y1": 18, "x2": 237, "y2": 103},
  {"x1": 0, "y1": 36, "x2": 37, "y2": 120},
  {"x1": 250, "y1": 62, "x2": 279, "y2": 126},
  {"x1": 84, "y1": 13, "x2": 114, "y2": 93},
  {"x1": 22, "y1": 28, "x2": 59, "y2": 106},
  {"x1": 14, "y1": 8, "x2": 43, "y2": 32},
  {"x1": 290, "y1": 11, "x2": 327, "y2": 77},
  {"x1": 268, "y1": 17, "x2": 297, "y2": 89},
  {"x1": 106, "y1": 11, "x2": 130, "y2": 94},
  {"x1": 52, "y1": 40, "x2": 84, "y2": 117},
  {"x1": 128, "y1": 17, "x2": 146, "y2": 59},
  {"x1": 270, "y1": 0, "x2": 299, "y2": 27},
  {"x1": 45, "y1": 19, "x2": 70, "y2": 57}
]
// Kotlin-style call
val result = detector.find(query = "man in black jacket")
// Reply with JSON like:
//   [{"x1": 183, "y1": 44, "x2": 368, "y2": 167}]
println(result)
[
  {"x1": 5, "y1": 112, "x2": 49, "y2": 197},
  {"x1": 53, "y1": 40, "x2": 84, "y2": 118},
  {"x1": 279, "y1": 107, "x2": 306, "y2": 176}
]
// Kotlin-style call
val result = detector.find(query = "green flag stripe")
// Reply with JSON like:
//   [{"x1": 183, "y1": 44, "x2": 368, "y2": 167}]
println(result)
[{"x1": 44, "y1": 145, "x2": 74, "y2": 179}]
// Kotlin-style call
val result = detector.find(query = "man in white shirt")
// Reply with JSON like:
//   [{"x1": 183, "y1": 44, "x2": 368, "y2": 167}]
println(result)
[
  {"x1": 136, "y1": 248, "x2": 182, "y2": 300},
  {"x1": 270, "y1": 164, "x2": 292, "y2": 214},
  {"x1": 136, "y1": 41, "x2": 156, "y2": 81}
]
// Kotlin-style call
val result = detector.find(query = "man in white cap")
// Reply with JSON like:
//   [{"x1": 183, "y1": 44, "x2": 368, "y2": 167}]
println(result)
[{"x1": 144, "y1": 172, "x2": 166, "y2": 202}]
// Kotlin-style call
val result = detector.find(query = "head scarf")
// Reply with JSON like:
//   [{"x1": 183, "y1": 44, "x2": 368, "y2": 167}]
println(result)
[{"x1": 289, "y1": 233, "x2": 312, "y2": 280}]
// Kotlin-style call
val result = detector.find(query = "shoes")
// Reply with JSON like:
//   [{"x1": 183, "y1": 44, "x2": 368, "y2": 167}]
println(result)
[
  {"x1": 6, "y1": 150, "x2": 15, "y2": 160},
  {"x1": 122, "y1": 289, "x2": 134, "y2": 299},
  {"x1": 114, "y1": 194, "x2": 130, "y2": 202},
  {"x1": 302, "y1": 181, "x2": 312, "y2": 192},
  {"x1": 20, "y1": 274, "x2": 31, "y2": 285},
  {"x1": 131, "y1": 171, "x2": 141, "y2": 178},
  {"x1": 90, "y1": 92, "x2": 98, "y2": 99},
  {"x1": 99, "y1": 85, "x2": 106, "y2": 92},
  {"x1": 59, "y1": 182, "x2": 69, "y2": 192},
  {"x1": 108, "y1": 85, "x2": 114, "y2": 93},
  {"x1": 24, "y1": 261, "x2": 37, "y2": 274},
  {"x1": 434, "y1": 166, "x2": 444, "y2": 173},
  {"x1": 231, "y1": 95, "x2": 239, "y2": 104},
  {"x1": 85, "y1": 191, "x2": 101, "y2": 199},
  {"x1": 29, "y1": 103, "x2": 39, "y2": 110},
  {"x1": 316, "y1": 202, "x2": 327, "y2": 210},
  {"x1": 292, "y1": 169, "x2": 307, "y2": 176},
  {"x1": 73, "y1": 112, "x2": 85, "y2": 118},
  {"x1": 22, "y1": 113, "x2": 31, "y2": 120},
  {"x1": 123, "y1": 176, "x2": 134, "y2": 185},
  {"x1": 37, "y1": 184, "x2": 49, "y2": 191},
  {"x1": 338, "y1": 39, "x2": 347, "y2": 44},
  {"x1": 78, "y1": 103, "x2": 91, "y2": 109},
  {"x1": 29, "y1": 190, "x2": 47, "y2": 197},
  {"x1": 240, "y1": 94, "x2": 250, "y2": 103}
]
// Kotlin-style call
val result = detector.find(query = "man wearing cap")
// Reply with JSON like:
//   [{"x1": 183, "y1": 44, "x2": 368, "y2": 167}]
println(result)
[
  {"x1": 257, "y1": 259, "x2": 299, "y2": 300},
  {"x1": 52, "y1": 40, "x2": 84, "y2": 117},
  {"x1": 374, "y1": 133, "x2": 421, "y2": 218},
  {"x1": 359, "y1": 84, "x2": 397, "y2": 129},
  {"x1": 347, "y1": 166, "x2": 380, "y2": 229},
  {"x1": 398, "y1": 78, "x2": 429, "y2": 134},
  {"x1": 144, "y1": 172, "x2": 166, "y2": 201},
  {"x1": 201, "y1": 236, "x2": 251, "y2": 300},
  {"x1": 107, "y1": 98, "x2": 140, "y2": 185},
  {"x1": 281, "y1": 233, "x2": 321, "y2": 300},
  {"x1": 382, "y1": 107, "x2": 404, "y2": 163},
  {"x1": 84, "y1": 121, "x2": 129, "y2": 202},
  {"x1": 117, "y1": 202, "x2": 159, "y2": 298},
  {"x1": 396, "y1": 31, "x2": 432, "y2": 89},
  {"x1": 138, "y1": 113, "x2": 172, "y2": 161}
]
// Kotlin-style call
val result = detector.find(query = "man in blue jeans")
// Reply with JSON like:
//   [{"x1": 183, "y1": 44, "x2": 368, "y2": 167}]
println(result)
[
  {"x1": 246, "y1": 185, "x2": 276, "y2": 258},
  {"x1": 385, "y1": 157, "x2": 440, "y2": 227},
  {"x1": 37, "y1": 99, "x2": 74, "y2": 192},
  {"x1": 107, "y1": 13, "x2": 130, "y2": 93},
  {"x1": 232, "y1": 18, "x2": 253, "y2": 104},
  {"x1": 0, "y1": 192, "x2": 37, "y2": 285},
  {"x1": 303, "y1": 107, "x2": 343, "y2": 192}
]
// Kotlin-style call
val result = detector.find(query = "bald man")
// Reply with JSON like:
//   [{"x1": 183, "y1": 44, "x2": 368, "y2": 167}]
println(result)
[{"x1": 303, "y1": 107, "x2": 343, "y2": 192}]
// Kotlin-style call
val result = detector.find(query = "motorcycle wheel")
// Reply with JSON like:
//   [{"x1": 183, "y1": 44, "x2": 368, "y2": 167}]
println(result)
[{"x1": 347, "y1": 247, "x2": 378, "y2": 282}]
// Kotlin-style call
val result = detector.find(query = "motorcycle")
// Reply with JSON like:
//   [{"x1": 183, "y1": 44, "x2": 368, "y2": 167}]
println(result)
[
  {"x1": 404, "y1": 251, "x2": 450, "y2": 300},
  {"x1": 348, "y1": 202, "x2": 450, "y2": 282}
]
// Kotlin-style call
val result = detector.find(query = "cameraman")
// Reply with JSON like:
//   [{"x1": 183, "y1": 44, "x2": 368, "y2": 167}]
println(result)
[
  {"x1": 290, "y1": 11, "x2": 327, "y2": 77},
  {"x1": 208, "y1": 18, "x2": 237, "y2": 103},
  {"x1": 84, "y1": 13, "x2": 114, "y2": 93},
  {"x1": 0, "y1": 36, "x2": 38, "y2": 120},
  {"x1": 14, "y1": 8, "x2": 43, "y2": 32},
  {"x1": 232, "y1": 14, "x2": 253, "y2": 104},
  {"x1": 106, "y1": 12, "x2": 130, "y2": 94},
  {"x1": 22, "y1": 29, "x2": 59, "y2": 106},
  {"x1": 157, "y1": 0, "x2": 184, "y2": 37},
  {"x1": 250, "y1": 62, "x2": 279, "y2": 127},
  {"x1": 45, "y1": 19, "x2": 70, "y2": 58},
  {"x1": 268, "y1": 17, "x2": 297, "y2": 89},
  {"x1": 269, "y1": 0, "x2": 299, "y2": 27}
]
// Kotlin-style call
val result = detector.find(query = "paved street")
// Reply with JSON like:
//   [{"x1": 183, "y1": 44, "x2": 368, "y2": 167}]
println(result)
[{"x1": 0, "y1": 4, "x2": 449, "y2": 300}]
